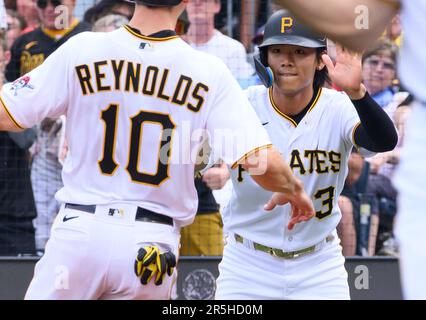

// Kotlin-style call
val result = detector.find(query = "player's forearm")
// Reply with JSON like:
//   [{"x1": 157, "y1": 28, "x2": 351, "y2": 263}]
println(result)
[
  {"x1": 243, "y1": 148, "x2": 303, "y2": 197},
  {"x1": 352, "y1": 90, "x2": 398, "y2": 152},
  {"x1": 275, "y1": 0, "x2": 398, "y2": 51}
]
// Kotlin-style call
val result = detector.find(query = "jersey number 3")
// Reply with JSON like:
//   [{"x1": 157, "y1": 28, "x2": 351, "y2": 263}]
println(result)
[
  {"x1": 314, "y1": 186, "x2": 335, "y2": 219},
  {"x1": 98, "y1": 104, "x2": 175, "y2": 186}
]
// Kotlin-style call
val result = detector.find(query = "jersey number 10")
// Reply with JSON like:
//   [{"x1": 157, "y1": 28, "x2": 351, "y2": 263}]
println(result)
[{"x1": 98, "y1": 104, "x2": 175, "y2": 186}]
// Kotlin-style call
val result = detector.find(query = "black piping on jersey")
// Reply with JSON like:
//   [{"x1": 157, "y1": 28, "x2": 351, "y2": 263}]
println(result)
[
  {"x1": 352, "y1": 92, "x2": 398, "y2": 152},
  {"x1": 124, "y1": 25, "x2": 179, "y2": 41},
  {"x1": 268, "y1": 86, "x2": 322, "y2": 127}
]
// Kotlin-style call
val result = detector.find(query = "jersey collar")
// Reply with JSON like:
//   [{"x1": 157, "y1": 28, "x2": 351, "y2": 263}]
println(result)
[
  {"x1": 268, "y1": 86, "x2": 322, "y2": 127},
  {"x1": 124, "y1": 25, "x2": 179, "y2": 41}
]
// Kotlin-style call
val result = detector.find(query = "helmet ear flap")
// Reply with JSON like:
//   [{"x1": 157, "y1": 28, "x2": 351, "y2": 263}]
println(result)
[
  {"x1": 259, "y1": 47, "x2": 268, "y2": 66},
  {"x1": 254, "y1": 49, "x2": 274, "y2": 88}
]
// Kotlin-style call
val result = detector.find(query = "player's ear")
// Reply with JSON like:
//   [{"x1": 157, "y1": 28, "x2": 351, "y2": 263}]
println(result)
[{"x1": 316, "y1": 49, "x2": 327, "y2": 71}]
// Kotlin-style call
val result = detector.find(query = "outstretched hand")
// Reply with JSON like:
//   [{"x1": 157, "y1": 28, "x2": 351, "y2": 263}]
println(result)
[
  {"x1": 322, "y1": 43, "x2": 365, "y2": 99},
  {"x1": 264, "y1": 191, "x2": 316, "y2": 230}
]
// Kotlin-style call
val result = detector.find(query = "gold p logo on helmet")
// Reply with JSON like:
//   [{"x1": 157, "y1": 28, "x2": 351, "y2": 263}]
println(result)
[{"x1": 281, "y1": 17, "x2": 293, "y2": 33}]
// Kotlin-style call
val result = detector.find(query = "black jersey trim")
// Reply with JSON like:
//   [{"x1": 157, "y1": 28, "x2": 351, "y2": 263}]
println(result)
[{"x1": 124, "y1": 25, "x2": 179, "y2": 42}]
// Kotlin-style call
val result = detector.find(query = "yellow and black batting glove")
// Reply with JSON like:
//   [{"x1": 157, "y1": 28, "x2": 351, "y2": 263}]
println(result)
[
  {"x1": 154, "y1": 251, "x2": 176, "y2": 285},
  {"x1": 134, "y1": 246, "x2": 160, "y2": 285},
  {"x1": 134, "y1": 246, "x2": 176, "y2": 286}
]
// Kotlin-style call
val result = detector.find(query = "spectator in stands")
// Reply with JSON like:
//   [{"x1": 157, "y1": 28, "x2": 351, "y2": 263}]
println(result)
[
  {"x1": 5, "y1": 0, "x2": 90, "y2": 253},
  {"x1": 382, "y1": 14, "x2": 402, "y2": 47},
  {"x1": 367, "y1": 169, "x2": 398, "y2": 256},
  {"x1": 16, "y1": 0, "x2": 39, "y2": 33},
  {"x1": 0, "y1": 34, "x2": 37, "y2": 256},
  {"x1": 185, "y1": 0, "x2": 255, "y2": 88},
  {"x1": 238, "y1": 0, "x2": 271, "y2": 52},
  {"x1": 362, "y1": 40, "x2": 398, "y2": 109},
  {"x1": 339, "y1": 151, "x2": 379, "y2": 256},
  {"x1": 370, "y1": 101, "x2": 413, "y2": 257},
  {"x1": 83, "y1": 0, "x2": 134, "y2": 25},
  {"x1": 368, "y1": 94, "x2": 413, "y2": 178},
  {"x1": 6, "y1": 0, "x2": 90, "y2": 81},
  {"x1": 6, "y1": 9, "x2": 26, "y2": 50},
  {"x1": 338, "y1": 152, "x2": 363, "y2": 256}
]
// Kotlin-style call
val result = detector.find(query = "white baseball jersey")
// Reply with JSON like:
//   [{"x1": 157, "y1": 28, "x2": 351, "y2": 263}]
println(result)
[
  {"x1": 398, "y1": 0, "x2": 426, "y2": 102},
  {"x1": 393, "y1": 0, "x2": 426, "y2": 300},
  {"x1": 0, "y1": 26, "x2": 271, "y2": 227},
  {"x1": 223, "y1": 85, "x2": 372, "y2": 251}
]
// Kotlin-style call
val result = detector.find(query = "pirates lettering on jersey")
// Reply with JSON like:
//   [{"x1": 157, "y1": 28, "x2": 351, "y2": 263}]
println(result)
[
  {"x1": 75, "y1": 60, "x2": 209, "y2": 113},
  {"x1": 290, "y1": 149, "x2": 306, "y2": 175},
  {"x1": 237, "y1": 165, "x2": 245, "y2": 182},
  {"x1": 236, "y1": 149, "x2": 342, "y2": 183},
  {"x1": 290, "y1": 149, "x2": 342, "y2": 175}
]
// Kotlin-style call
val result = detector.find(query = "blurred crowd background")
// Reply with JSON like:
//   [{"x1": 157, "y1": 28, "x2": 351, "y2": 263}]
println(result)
[{"x1": 0, "y1": 0, "x2": 408, "y2": 259}]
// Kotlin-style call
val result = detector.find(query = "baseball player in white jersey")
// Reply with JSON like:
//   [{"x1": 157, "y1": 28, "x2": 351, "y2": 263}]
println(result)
[
  {"x1": 215, "y1": 10, "x2": 398, "y2": 300},
  {"x1": 276, "y1": 0, "x2": 426, "y2": 301},
  {"x1": 0, "y1": 0, "x2": 315, "y2": 300}
]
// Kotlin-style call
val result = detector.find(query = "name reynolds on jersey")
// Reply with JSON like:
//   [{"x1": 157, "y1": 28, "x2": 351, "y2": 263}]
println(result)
[{"x1": 75, "y1": 60, "x2": 209, "y2": 112}]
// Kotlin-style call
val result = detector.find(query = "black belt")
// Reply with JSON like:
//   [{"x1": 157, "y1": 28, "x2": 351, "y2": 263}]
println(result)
[{"x1": 65, "y1": 203, "x2": 173, "y2": 226}]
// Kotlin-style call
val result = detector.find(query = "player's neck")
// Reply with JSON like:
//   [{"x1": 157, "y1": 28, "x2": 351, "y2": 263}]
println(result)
[
  {"x1": 186, "y1": 21, "x2": 215, "y2": 44},
  {"x1": 271, "y1": 85, "x2": 314, "y2": 116},
  {"x1": 129, "y1": 6, "x2": 179, "y2": 36}
]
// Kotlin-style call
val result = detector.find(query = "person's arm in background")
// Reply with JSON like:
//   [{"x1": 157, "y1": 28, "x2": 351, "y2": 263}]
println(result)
[
  {"x1": 202, "y1": 162, "x2": 230, "y2": 190},
  {"x1": 275, "y1": 0, "x2": 399, "y2": 52},
  {"x1": 240, "y1": 0, "x2": 261, "y2": 51},
  {"x1": 338, "y1": 196, "x2": 357, "y2": 256}
]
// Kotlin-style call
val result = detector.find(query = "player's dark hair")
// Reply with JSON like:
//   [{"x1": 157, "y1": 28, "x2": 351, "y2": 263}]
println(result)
[{"x1": 313, "y1": 48, "x2": 330, "y2": 89}]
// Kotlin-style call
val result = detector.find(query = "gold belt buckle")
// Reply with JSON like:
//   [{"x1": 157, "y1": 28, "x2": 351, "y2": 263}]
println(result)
[
  {"x1": 234, "y1": 233, "x2": 329, "y2": 259},
  {"x1": 292, "y1": 251, "x2": 300, "y2": 259},
  {"x1": 234, "y1": 234, "x2": 244, "y2": 243},
  {"x1": 269, "y1": 248, "x2": 278, "y2": 257}
]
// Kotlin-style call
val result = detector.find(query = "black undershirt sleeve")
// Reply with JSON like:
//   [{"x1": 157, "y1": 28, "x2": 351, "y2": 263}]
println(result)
[{"x1": 352, "y1": 92, "x2": 398, "y2": 152}]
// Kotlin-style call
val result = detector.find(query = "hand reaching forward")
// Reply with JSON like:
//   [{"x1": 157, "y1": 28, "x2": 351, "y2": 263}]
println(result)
[{"x1": 264, "y1": 190, "x2": 316, "y2": 230}]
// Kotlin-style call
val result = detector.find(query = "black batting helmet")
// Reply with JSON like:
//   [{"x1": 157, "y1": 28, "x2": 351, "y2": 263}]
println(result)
[
  {"x1": 129, "y1": 0, "x2": 182, "y2": 7},
  {"x1": 254, "y1": 9, "x2": 327, "y2": 87},
  {"x1": 260, "y1": 9, "x2": 327, "y2": 50}
]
